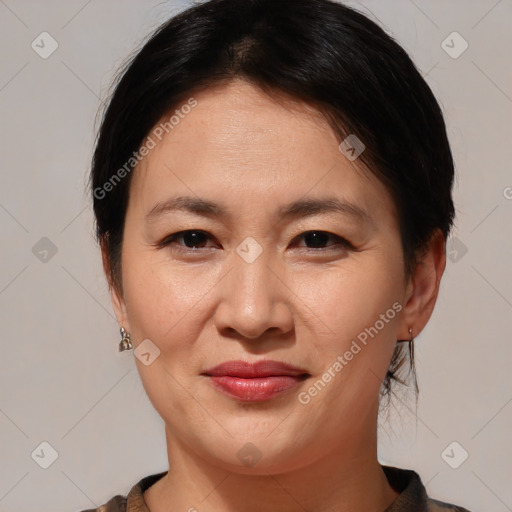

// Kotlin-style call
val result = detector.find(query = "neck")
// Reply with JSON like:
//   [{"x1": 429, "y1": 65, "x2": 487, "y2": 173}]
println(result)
[{"x1": 144, "y1": 409, "x2": 398, "y2": 512}]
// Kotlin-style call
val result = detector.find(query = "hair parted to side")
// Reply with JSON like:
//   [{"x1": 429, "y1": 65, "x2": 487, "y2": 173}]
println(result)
[{"x1": 89, "y1": 0, "x2": 455, "y2": 402}]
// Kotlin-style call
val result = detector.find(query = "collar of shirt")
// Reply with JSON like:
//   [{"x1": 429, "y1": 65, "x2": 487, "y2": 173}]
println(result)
[{"x1": 88, "y1": 465, "x2": 470, "y2": 512}]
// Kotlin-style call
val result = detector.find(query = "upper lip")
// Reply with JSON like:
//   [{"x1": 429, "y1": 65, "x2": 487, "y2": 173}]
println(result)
[{"x1": 202, "y1": 360, "x2": 309, "y2": 378}]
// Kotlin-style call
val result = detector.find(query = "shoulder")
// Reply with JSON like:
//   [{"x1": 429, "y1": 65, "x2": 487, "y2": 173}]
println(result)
[
  {"x1": 78, "y1": 494, "x2": 126, "y2": 512},
  {"x1": 382, "y1": 465, "x2": 474, "y2": 512},
  {"x1": 427, "y1": 497, "x2": 473, "y2": 512},
  {"x1": 76, "y1": 470, "x2": 167, "y2": 512}
]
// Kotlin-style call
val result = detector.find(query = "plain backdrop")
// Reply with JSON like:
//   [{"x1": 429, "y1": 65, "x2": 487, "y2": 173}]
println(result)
[{"x1": 0, "y1": 1, "x2": 511, "y2": 511}]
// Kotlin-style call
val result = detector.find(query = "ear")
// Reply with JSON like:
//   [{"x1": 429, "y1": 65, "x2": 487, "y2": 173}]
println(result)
[
  {"x1": 398, "y1": 229, "x2": 447, "y2": 340},
  {"x1": 100, "y1": 237, "x2": 129, "y2": 329}
]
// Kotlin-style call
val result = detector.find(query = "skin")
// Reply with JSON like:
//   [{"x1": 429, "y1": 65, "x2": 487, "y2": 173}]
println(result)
[{"x1": 102, "y1": 79, "x2": 446, "y2": 512}]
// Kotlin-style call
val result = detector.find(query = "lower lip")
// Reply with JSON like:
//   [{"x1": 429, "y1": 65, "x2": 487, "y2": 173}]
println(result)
[{"x1": 206, "y1": 375, "x2": 306, "y2": 402}]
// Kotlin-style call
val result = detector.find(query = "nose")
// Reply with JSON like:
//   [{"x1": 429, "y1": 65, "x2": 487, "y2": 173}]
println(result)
[{"x1": 213, "y1": 250, "x2": 294, "y2": 341}]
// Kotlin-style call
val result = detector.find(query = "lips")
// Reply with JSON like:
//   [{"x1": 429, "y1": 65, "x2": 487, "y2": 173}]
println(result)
[
  {"x1": 202, "y1": 360, "x2": 310, "y2": 402},
  {"x1": 203, "y1": 359, "x2": 309, "y2": 378}
]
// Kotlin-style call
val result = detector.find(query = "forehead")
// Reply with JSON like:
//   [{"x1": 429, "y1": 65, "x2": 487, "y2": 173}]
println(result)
[{"x1": 127, "y1": 80, "x2": 395, "y2": 224}]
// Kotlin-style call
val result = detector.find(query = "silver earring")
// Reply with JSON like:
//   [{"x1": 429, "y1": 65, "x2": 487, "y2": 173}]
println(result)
[{"x1": 118, "y1": 327, "x2": 133, "y2": 352}]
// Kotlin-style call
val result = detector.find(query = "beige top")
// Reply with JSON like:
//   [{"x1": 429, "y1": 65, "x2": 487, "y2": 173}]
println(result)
[{"x1": 79, "y1": 466, "x2": 472, "y2": 512}]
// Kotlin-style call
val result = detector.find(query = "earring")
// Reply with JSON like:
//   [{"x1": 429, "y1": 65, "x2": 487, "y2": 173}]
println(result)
[
  {"x1": 397, "y1": 327, "x2": 413, "y2": 344},
  {"x1": 118, "y1": 327, "x2": 133, "y2": 352}
]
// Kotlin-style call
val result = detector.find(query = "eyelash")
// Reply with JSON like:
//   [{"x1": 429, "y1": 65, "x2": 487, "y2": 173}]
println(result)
[{"x1": 156, "y1": 230, "x2": 355, "y2": 254}]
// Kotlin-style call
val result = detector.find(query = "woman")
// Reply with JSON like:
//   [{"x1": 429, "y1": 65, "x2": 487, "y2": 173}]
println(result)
[{"x1": 84, "y1": 0, "x2": 472, "y2": 510}]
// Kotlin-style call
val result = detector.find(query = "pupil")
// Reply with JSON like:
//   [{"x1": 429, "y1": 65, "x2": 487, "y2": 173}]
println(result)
[
  {"x1": 305, "y1": 231, "x2": 328, "y2": 248},
  {"x1": 184, "y1": 231, "x2": 205, "y2": 248}
]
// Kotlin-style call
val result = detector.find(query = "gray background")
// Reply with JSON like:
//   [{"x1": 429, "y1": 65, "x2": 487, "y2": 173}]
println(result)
[{"x1": 1, "y1": 1, "x2": 511, "y2": 511}]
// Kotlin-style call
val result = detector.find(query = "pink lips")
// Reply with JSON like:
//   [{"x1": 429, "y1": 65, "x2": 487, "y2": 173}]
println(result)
[{"x1": 202, "y1": 360, "x2": 310, "y2": 402}]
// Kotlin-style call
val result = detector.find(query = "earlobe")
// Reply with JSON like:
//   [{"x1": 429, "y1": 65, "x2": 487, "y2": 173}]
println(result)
[{"x1": 398, "y1": 229, "x2": 447, "y2": 339}]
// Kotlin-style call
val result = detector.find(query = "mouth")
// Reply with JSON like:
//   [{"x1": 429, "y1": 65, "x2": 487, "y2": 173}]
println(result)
[{"x1": 201, "y1": 360, "x2": 310, "y2": 402}]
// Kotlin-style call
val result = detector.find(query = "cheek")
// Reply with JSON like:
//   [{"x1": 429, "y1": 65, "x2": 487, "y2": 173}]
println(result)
[
  {"x1": 122, "y1": 242, "x2": 404, "y2": 345},
  {"x1": 302, "y1": 257, "x2": 404, "y2": 337},
  {"x1": 121, "y1": 247, "x2": 224, "y2": 342},
  {"x1": 301, "y1": 255, "x2": 404, "y2": 394}
]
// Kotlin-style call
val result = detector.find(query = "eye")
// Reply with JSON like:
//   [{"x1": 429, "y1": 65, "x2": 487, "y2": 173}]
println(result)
[
  {"x1": 157, "y1": 229, "x2": 353, "y2": 253},
  {"x1": 158, "y1": 230, "x2": 215, "y2": 250},
  {"x1": 292, "y1": 230, "x2": 354, "y2": 251}
]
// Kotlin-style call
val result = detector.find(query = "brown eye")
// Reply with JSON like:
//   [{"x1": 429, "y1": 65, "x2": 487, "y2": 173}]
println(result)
[
  {"x1": 295, "y1": 231, "x2": 353, "y2": 250},
  {"x1": 159, "y1": 230, "x2": 214, "y2": 250}
]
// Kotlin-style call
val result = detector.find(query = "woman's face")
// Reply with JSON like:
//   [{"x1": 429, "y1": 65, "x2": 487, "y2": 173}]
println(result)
[{"x1": 110, "y1": 80, "x2": 417, "y2": 472}]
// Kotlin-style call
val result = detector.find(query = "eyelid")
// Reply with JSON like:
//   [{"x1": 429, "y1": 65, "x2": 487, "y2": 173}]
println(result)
[
  {"x1": 156, "y1": 230, "x2": 216, "y2": 250},
  {"x1": 291, "y1": 231, "x2": 355, "y2": 250},
  {"x1": 157, "y1": 229, "x2": 355, "y2": 252}
]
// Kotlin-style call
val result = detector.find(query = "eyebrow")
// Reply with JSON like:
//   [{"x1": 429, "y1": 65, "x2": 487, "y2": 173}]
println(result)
[{"x1": 145, "y1": 195, "x2": 373, "y2": 225}]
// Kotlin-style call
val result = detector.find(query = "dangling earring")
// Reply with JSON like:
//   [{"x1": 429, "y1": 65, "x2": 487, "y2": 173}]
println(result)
[
  {"x1": 397, "y1": 327, "x2": 414, "y2": 357},
  {"x1": 397, "y1": 327, "x2": 413, "y2": 344},
  {"x1": 118, "y1": 327, "x2": 133, "y2": 352},
  {"x1": 397, "y1": 327, "x2": 418, "y2": 393},
  {"x1": 406, "y1": 327, "x2": 414, "y2": 363}
]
